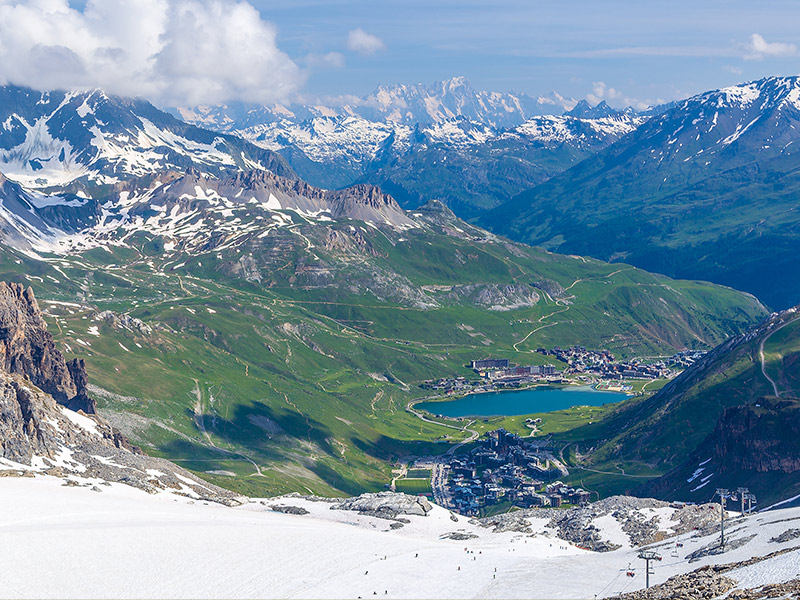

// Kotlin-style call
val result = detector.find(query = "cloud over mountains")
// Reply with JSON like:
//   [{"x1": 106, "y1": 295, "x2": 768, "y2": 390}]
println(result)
[{"x1": 0, "y1": 0, "x2": 303, "y2": 105}]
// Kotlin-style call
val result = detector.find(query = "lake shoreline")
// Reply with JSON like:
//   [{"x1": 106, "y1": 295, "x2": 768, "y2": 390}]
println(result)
[{"x1": 414, "y1": 384, "x2": 629, "y2": 418}]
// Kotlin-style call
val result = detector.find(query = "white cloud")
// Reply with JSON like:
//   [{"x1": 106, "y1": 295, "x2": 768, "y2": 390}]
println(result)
[
  {"x1": 347, "y1": 28, "x2": 386, "y2": 56},
  {"x1": 723, "y1": 65, "x2": 744, "y2": 76},
  {"x1": 586, "y1": 81, "x2": 621, "y2": 105},
  {"x1": 742, "y1": 33, "x2": 797, "y2": 61},
  {"x1": 0, "y1": 0, "x2": 304, "y2": 105}
]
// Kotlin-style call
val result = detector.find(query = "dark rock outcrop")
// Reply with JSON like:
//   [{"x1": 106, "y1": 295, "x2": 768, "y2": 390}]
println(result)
[
  {"x1": 270, "y1": 505, "x2": 310, "y2": 515},
  {"x1": 0, "y1": 282, "x2": 96, "y2": 413},
  {"x1": 477, "y1": 496, "x2": 721, "y2": 552},
  {"x1": 64, "y1": 358, "x2": 95, "y2": 414},
  {"x1": 641, "y1": 397, "x2": 800, "y2": 501},
  {"x1": 707, "y1": 398, "x2": 800, "y2": 474},
  {"x1": 769, "y1": 528, "x2": 800, "y2": 543}
]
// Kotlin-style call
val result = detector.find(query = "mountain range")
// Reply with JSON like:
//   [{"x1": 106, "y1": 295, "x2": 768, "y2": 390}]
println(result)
[
  {"x1": 484, "y1": 76, "x2": 800, "y2": 310},
  {"x1": 0, "y1": 77, "x2": 795, "y2": 505},
  {"x1": 175, "y1": 76, "x2": 577, "y2": 130},
  {"x1": 0, "y1": 81, "x2": 770, "y2": 496},
  {"x1": 173, "y1": 74, "x2": 800, "y2": 310},
  {"x1": 175, "y1": 79, "x2": 637, "y2": 216}
]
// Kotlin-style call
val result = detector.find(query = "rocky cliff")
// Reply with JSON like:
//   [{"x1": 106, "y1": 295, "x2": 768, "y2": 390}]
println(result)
[
  {"x1": 709, "y1": 398, "x2": 800, "y2": 474},
  {"x1": 0, "y1": 282, "x2": 95, "y2": 413},
  {"x1": 639, "y1": 397, "x2": 800, "y2": 503}
]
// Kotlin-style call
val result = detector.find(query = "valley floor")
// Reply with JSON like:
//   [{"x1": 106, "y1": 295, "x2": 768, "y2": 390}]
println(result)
[{"x1": 1, "y1": 476, "x2": 799, "y2": 599}]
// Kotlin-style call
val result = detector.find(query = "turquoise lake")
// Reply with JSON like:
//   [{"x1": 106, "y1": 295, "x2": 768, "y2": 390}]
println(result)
[{"x1": 416, "y1": 386, "x2": 627, "y2": 418}]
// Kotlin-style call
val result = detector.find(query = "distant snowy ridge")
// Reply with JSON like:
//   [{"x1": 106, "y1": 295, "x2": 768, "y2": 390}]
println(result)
[
  {"x1": 227, "y1": 112, "x2": 643, "y2": 177},
  {"x1": 176, "y1": 76, "x2": 579, "y2": 131},
  {"x1": 505, "y1": 113, "x2": 644, "y2": 146}
]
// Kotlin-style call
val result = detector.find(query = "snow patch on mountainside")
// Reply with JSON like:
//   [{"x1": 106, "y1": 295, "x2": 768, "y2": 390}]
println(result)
[
  {"x1": 0, "y1": 114, "x2": 89, "y2": 187},
  {"x1": 0, "y1": 169, "x2": 420, "y2": 256},
  {"x1": 510, "y1": 114, "x2": 643, "y2": 144}
]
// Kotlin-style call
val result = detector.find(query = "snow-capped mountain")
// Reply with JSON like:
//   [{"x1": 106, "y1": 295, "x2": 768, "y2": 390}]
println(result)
[
  {"x1": 0, "y1": 86, "x2": 294, "y2": 190},
  {"x1": 241, "y1": 116, "x2": 413, "y2": 164},
  {"x1": 208, "y1": 108, "x2": 643, "y2": 210},
  {"x1": 338, "y1": 76, "x2": 563, "y2": 127},
  {"x1": 632, "y1": 75, "x2": 800, "y2": 165},
  {"x1": 172, "y1": 77, "x2": 646, "y2": 212},
  {"x1": 484, "y1": 75, "x2": 800, "y2": 309},
  {"x1": 176, "y1": 76, "x2": 576, "y2": 131},
  {"x1": 563, "y1": 99, "x2": 632, "y2": 119},
  {"x1": 352, "y1": 111, "x2": 644, "y2": 215},
  {"x1": 0, "y1": 171, "x2": 100, "y2": 250},
  {"x1": 501, "y1": 111, "x2": 643, "y2": 147}
]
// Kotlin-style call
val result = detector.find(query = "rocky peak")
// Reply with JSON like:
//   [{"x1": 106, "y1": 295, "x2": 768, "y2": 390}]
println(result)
[
  {"x1": 0, "y1": 282, "x2": 95, "y2": 413},
  {"x1": 566, "y1": 99, "x2": 621, "y2": 119},
  {"x1": 326, "y1": 184, "x2": 400, "y2": 212}
]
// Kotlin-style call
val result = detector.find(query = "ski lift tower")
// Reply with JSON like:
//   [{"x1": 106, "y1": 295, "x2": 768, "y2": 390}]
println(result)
[
  {"x1": 736, "y1": 487, "x2": 750, "y2": 516},
  {"x1": 637, "y1": 550, "x2": 661, "y2": 589},
  {"x1": 745, "y1": 491, "x2": 757, "y2": 514},
  {"x1": 715, "y1": 488, "x2": 730, "y2": 547}
]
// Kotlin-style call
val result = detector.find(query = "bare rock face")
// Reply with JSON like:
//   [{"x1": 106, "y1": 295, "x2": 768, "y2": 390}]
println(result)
[
  {"x1": 709, "y1": 398, "x2": 800, "y2": 474},
  {"x1": 616, "y1": 565, "x2": 737, "y2": 599},
  {"x1": 0, "y1": 283, "x2": 95, "y2": 413},
  {"x1": 445, "y1": 283, "x2": 540, "y2": 311},
  {"x1": 64, "y1": 358, "x2": 95, "y2": 414},
  {"x1": 332, "y1": 491, "x2": 433, "y2": 519}
]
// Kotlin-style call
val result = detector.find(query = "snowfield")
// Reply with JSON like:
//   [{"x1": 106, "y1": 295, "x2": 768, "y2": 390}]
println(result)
[{"x1": 0, "y1": 476, "x2": 799, "y2": 599}]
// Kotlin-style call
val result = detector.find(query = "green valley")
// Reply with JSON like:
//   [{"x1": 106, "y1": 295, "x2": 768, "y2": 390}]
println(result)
[{"x1": 0, "y1": 178, "x2": 766, "y2": 498}]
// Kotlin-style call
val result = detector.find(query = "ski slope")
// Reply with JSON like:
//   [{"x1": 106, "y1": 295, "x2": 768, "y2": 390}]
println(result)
[{"x1": 0, "y1": 476, "x2": 799, "y2": 599}]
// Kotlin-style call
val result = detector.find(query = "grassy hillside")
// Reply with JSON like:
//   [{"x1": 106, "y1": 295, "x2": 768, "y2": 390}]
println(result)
[
  {"x1": 556, "y1": 308, "x2": 800, "y2": 503},
  {"x1": 481, "y1": 77, "x2": 800, "y2": 309},
  {"x1": 0, "y1": 207, "x2": 767, "y2": 497}
]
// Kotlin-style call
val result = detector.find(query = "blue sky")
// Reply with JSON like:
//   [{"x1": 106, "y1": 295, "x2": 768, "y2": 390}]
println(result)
[
  {"x1": 8, "y1": 0, "x2": 800, "y2": 107},
  {"x1": 252, "y1": 0, "x2": 800, "y2": 107}
]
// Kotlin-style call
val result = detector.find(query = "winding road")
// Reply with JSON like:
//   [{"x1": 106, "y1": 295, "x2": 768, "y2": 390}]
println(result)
[
  {"x1": 511, "y1": 267, "x2": 634, "y2": 353},
  {"x1": 406, "y1": 399, "x2": 479, "y2": 453},
  {"x1": 759, "y1": 316, "x2": 800, "y2": 397}
]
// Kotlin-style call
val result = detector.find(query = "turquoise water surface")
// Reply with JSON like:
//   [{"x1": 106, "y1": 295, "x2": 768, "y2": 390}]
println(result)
[{"x1": 416, "y1": 385, "x2": 626, "y2": 418}]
